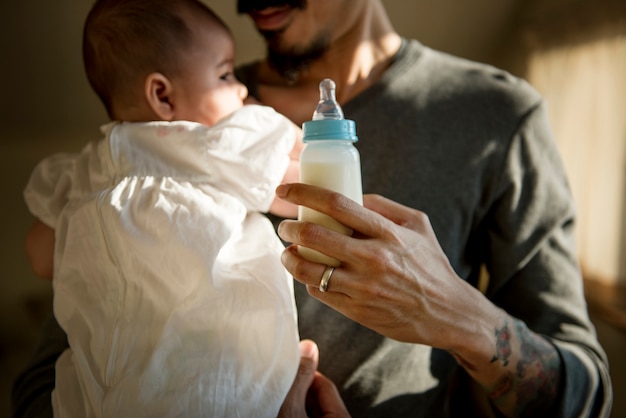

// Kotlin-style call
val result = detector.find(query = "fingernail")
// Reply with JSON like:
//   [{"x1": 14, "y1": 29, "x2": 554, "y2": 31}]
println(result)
[
  {"x1": 300, "y1": 340, "x2": 319, "y2": 359},
  {"x1": 276, "y1": 183, "x2": 288, "y2": 198},
  {"x1": 279, "y1": 248, "x2": 288, "y2": 264}
]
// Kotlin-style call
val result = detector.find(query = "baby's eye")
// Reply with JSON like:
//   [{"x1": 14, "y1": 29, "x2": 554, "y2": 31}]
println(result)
[{"x1": 220, "y1": 72, "x2": 234, "y2": 81}]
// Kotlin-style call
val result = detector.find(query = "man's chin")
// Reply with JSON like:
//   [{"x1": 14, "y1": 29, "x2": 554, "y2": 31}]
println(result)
[{"x1": 266, "y1": 34, "x2": 329, "y2": 82}]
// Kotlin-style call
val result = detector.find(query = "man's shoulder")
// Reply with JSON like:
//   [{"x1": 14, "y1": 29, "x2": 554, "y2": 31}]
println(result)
[{"x1": 405, "y1": 40, "x2": 542, "y2": 112}]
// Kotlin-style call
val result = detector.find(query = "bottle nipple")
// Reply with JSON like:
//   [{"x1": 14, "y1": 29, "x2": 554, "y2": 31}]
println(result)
[
  {"x1": 312, "y1": 78, "x2": 344, "y2": 121},
  {"x1": 302, "y1": 78, "x2": 357, "y2": 142}
]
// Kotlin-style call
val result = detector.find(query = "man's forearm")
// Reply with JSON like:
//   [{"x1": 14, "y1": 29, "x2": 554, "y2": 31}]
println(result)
[{"x1": 464, "y1": 318, "x2": 562, "y2": 417}]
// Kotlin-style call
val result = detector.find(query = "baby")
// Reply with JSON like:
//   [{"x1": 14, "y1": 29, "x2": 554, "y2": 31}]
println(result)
[{"x1": 23, "y1": 0, "x2": 301, "y2": 416}]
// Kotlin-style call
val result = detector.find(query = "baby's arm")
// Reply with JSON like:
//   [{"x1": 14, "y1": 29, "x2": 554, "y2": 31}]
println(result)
[
  {"x1": 25, "y1": 219, "x2": 55, "y2": 280},
  {"x1": 244, "y1": 99, "x2": 303, "y2": 218},
  {"x1": 24, "y1": 150, "x2": 79, "y2": 281},
  {"x1": 268, "y1": 122, "x2": 303, "y2": 219}
]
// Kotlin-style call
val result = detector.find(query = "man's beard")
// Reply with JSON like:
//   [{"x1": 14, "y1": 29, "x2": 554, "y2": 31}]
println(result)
[
  {"x1": 237, "y1": 0, "x2": 322, "y2": 82},
  {"x1": 237, "y1": 0, "x2": 306, "y2": 15},
  {"x1": 264, "y1": 32, "x2": 330, "y2": 84}
]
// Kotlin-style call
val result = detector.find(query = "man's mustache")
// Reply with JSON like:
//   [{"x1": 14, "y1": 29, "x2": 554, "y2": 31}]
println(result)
[{"x1": 237, "y1": 0, "x2": 306, "y2": 15}]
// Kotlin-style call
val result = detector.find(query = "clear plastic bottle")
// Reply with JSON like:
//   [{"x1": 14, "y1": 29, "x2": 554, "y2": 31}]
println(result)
[{"x1": 298, "y1": 78, "x2": 363, "y2": 266}]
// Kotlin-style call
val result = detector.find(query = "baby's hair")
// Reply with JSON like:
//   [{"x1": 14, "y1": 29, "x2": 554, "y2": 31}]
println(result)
[{"x1": 83, "y1": 0, "x2": 226, "y2": 118}]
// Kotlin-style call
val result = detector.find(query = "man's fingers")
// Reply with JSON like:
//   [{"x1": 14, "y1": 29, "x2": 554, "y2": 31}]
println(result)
[
  {"x1": 277, "y1": 340, "x2": 320, "y2": 418},
  {"x1": 298, "y1": 339, "x2": 320, "y2": 378}
]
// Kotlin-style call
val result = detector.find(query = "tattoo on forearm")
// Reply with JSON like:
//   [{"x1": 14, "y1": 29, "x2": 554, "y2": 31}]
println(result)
[
  {"x1": 488, "y1": 319, "x2": 562, "y2": 416},
  {"x1": 491, "y1": 320, "x2": 512, "y2": 366}
]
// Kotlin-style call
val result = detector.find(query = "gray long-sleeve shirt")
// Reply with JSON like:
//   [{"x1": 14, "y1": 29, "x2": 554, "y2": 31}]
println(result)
[{"x1": 238, "y1": 39, "x2": 612, "y2": 417}]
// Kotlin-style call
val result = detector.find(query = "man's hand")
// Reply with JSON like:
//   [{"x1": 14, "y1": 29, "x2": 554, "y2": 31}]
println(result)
[{"x1": 278, "y1": 340, "x2": 350, "y2": 418}]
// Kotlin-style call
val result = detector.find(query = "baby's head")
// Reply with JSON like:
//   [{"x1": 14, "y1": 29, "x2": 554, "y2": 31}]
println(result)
[{"x1": 83, "y1": 0, "x2": 248, "y2": 126}]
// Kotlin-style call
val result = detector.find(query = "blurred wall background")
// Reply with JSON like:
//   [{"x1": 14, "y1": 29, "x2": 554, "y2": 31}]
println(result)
[{"x1": 0, "y1": 0, "x2": 624, "y2": 416}]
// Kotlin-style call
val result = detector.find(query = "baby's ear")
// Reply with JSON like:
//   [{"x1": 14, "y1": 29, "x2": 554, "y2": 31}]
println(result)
[{"x1": 145, "y1": 73, "x2": 175, "y2": 121}]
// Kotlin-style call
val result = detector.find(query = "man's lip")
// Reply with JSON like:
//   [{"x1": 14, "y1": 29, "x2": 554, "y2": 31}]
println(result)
[{"x1": 250, "y1": 6, "x2": 293, "y2": 31}]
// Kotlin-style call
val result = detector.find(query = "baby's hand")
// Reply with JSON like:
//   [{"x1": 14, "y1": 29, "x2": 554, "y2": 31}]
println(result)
[
  {"x1": 25, "y1": 219, "x2": 55, "y2": 280},
  {"x1": 289, "y1": 123, "x2": 304, "y2": 161},
  {"x1": 269, "y1": 123, "x2": 302, "y2": 219},
  {"x1": 244, "y1": 96, "x2": 263, "y2": 106}
]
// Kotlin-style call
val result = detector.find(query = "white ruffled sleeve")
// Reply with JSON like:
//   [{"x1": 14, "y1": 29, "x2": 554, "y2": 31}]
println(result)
[
  {"x1": 23, "y1": 152, "x2": 77, "y2": 227},
  {"x1": 203, "y1": 105, "x2": 296, "y2": 212}
]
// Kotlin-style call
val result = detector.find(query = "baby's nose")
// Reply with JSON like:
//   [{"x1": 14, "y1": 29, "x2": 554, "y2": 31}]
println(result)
[{"x1": 238, "y1": 81, "x2": 249, "y2": 101}]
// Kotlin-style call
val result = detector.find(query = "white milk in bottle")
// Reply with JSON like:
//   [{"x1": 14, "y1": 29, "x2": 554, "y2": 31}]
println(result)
[{"x1": 298, "y1": 79, "x2": 363, "y2": 266}]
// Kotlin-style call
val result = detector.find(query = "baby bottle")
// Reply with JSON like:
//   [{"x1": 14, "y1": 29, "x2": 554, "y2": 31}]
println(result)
[{"x1": 298, "y1": 78, "x2": 363, "y2": 267}]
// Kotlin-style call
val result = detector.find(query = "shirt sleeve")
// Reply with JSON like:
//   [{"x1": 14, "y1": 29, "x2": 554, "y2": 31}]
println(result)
[
  {"x1": 484, "y1": 102, "x2": 612, "y2": 417},
  {"x1": 204, "y1": 105, "x2": 295, "y2": 212},
  {"x1": 23, "y1": 153, "x2": 77, "y2": 227},
  {"x1": 11, "y1": 313, "x2": 67, "y2": 418}
]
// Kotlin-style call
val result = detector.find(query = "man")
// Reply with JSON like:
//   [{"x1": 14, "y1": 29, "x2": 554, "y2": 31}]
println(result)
[
  {"x1": 235, "y1": 0, "x2": 612, "y2": 417},
  {"x1": 12, "y1": 1, "x2": 612, "y2": 417}
]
